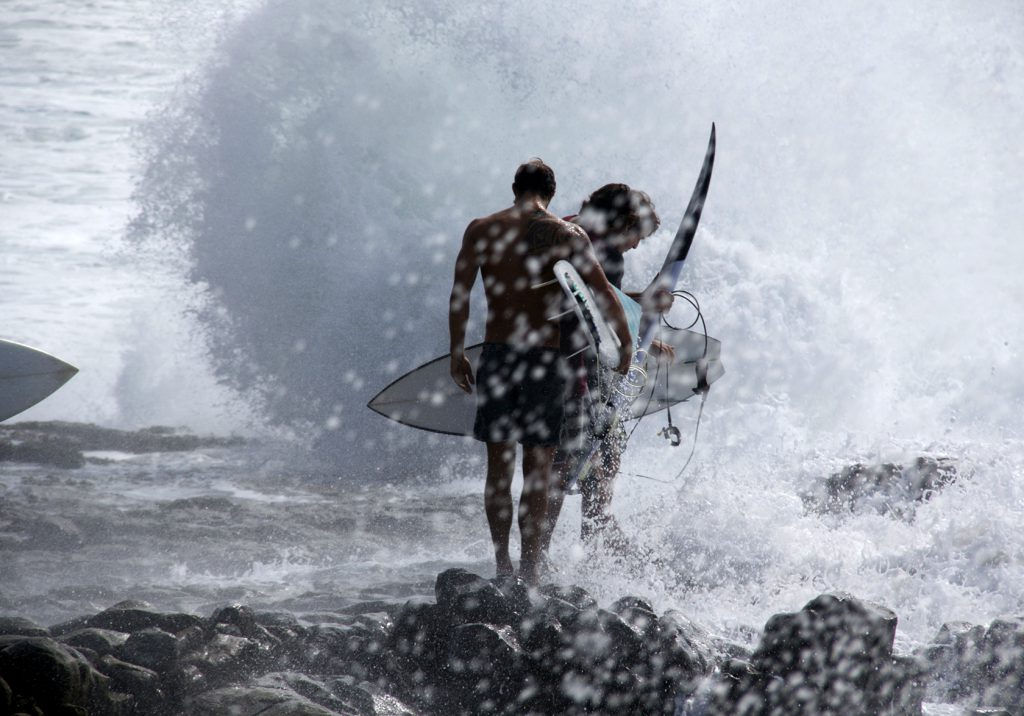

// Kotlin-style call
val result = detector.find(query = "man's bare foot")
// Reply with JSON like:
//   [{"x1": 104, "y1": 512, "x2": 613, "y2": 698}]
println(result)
[
  {"x1": 496, "y1": 556, "x2": 515, "y2": 580},
  {"x1": 583, "y1": 516, "x2": 636, "y2": 557},
  {"x1": 518, "y1": 559, "x2": 540, "y2": 586}
]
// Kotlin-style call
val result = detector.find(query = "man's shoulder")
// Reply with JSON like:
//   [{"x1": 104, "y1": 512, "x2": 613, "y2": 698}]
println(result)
[{"x1": 525, "y1": 214, "x2": 586, "y2": 252}]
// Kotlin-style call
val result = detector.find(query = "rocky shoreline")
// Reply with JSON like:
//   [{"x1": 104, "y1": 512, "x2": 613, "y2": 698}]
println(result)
[{"x1": 0, "y1": 568, "x2": 1020, "y2": 715}]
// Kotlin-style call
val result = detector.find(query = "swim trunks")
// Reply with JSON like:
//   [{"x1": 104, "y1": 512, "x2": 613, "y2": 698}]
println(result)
[{"x1": 473, "y1": 343, "x2": 569, "y2": 446}]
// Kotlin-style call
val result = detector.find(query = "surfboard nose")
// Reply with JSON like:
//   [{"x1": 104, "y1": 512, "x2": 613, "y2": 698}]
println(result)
[{"x1": 0, "y1": 339, "x2": 80, "y2": 422}]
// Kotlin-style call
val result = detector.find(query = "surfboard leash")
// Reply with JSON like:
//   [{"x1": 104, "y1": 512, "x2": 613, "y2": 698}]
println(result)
[{"x1": 622, "y1": 289, "x2": 712, "y2": 483}]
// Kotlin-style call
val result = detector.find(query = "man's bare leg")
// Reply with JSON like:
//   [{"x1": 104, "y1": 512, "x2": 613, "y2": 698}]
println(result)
[
  {"x1": 485, "y1": 441, "x2": 516, "y2": 579},
  {"x1": 537, "y1": 450, "x2": 569, "y2": 557},
  {"x1": 519, "y1": 445, "x2": 554, "y2": 585},
  {"x1": 581, "y1": 460, "x2": 614, "y2": 540}
]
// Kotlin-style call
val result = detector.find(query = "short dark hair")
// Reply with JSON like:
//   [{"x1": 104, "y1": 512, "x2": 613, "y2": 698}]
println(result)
[
  {"x1": 580, "y1": 183, "x2": 661, "y2": 237},
  {"x1": 512, "y1": 158, "x2": 556, "y2": 200}
]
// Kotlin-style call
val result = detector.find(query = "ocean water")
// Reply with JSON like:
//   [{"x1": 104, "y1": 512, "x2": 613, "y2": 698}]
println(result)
[{"x1": 2, "y1": 0, "x2": 1023, "y2": 671}]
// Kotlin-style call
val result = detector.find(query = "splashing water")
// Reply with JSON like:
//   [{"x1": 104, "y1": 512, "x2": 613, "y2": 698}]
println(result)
[{"x1": 5, "y1": 0, "x2": 1024, "y2": 651}]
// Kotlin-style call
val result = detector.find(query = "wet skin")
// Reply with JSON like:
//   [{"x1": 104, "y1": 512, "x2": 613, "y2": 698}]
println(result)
[{"x1": 448, "y1": 193, "x2": 633, "y2": 584}]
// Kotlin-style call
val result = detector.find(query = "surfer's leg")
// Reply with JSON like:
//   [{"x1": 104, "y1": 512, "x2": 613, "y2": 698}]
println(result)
[
  {"x1": 538, "y1": 449, "x2": 571, "y2": 556},
  {"x1": 519, "y1": 445, "x2": 554, "y2": 585},
  {"x1": 485, "y1": 441, "x2": 516, "y2": 579}
]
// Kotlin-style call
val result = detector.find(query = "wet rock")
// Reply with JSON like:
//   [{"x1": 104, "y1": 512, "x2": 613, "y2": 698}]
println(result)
[
  {"x1": 610, "y1": 595, "x2": 655, "y2": 615},
  {"x1": 0, "y1": 676, "x2": 10, "y2": 712},
  {"x1": 435, "y1": 568, "x2": 516, "y2": 626},
  {"x1": 658, "y1": 609, "x2": 718, "y2": 676},
  {"x1": 96, "y1": 655, "x2": 164, "y2": 712},
  {"x1": 60, "y1": 628, "x2": 129, "y2": 657},
  {"x1": 0, "y1": 637, "x2": 117, "y2": 715},
  {"x1": 387, "y1": 599, "x2": 447, "y2": 673},
  {"x1": 445, "y1": 622, "x2": 526, "y2": 712},
  {"x1": 706, "y1": 592, "x2": 926, "y2": 715},
  {"x1": 0, "y1": 436, "x2": 85, "y2": 468},
  {"x1": 186, "y1": 684, "x2": 335, "y2": 715},
  {"x1": 539, "y1": 583, "x2": 598, "y2": 611},
  {"x1": 0, "y1": 421, "x2": 243, "y2": 456},
  {"x1": 53, "y1": 599, "x2": 202, "y2": 636},
  {"x1": 920, "y1": 616, "x2": 1024, "y2": 712},
  {"x1": 256, "y1": 672, "x2": 416, "y2": 715},
  {"x1": 0, "y1": 617, "x2": 49, "y2": 638},
  {"x1": 301, "y1": 620, "x2": 387, "y2": 679},
  {"x1": 339, "y1": 600, "x2": 403, "y2": 617},
  {"x1": 183, "y1": 632, "x2": 271, "y2": 686},
  {"x1": 803, "y1": 456, "x2": 959, "y2": 518},
  {"x1": 117, "y1": 627, "x2": 179, "y2": 674}
]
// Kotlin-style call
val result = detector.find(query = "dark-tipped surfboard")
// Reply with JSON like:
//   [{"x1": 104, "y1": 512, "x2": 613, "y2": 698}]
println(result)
[
  {"x1": 0, "y1": 339, "x2": 78, "y2": 422},
  {"x1": 367, "y1": 328, "x2": 723, "y2": 437}
]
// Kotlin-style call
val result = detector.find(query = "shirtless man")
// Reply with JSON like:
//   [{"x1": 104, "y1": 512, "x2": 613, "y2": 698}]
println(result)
[
  {"x1": 448, "y1": 159, "x2": 633, "y2": 585},
  {"x1": 540, "y1": 184, "x2": 674, "y2": 557}
]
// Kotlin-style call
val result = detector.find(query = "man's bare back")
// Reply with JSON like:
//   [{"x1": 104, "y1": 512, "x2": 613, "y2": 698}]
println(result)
[{"x1": 462, "y1": 203, "x2": 585, "y2": 350}]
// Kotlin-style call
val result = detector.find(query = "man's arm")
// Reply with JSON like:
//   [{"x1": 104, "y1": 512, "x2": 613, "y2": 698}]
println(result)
[
  {"x1": 448, "y1": 221, "x2": 479, "y2": 392},
  {"x1": 567, "y1": 226, "x2": 634, "y2": 374}
]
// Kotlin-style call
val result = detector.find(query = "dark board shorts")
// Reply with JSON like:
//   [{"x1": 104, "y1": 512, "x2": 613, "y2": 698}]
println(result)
[{"x1": 473, "y1": 343, "x2": 569, "y2": 447}]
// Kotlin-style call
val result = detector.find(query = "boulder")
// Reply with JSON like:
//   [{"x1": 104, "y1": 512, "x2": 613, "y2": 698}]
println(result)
[
  {"x1": 117, "y1": 627, "x2": 179, "y2": 674},
  {"x1": 55, "y1": 600, "x2": 202, "y2": 636},
  {"x1": 61, "y1": 628, "x2": 129, "y2": 658},
  {"x1": 435, "y1": 568, "x2": 516, "y2": 626},
  {"x1": 387, "y1": 599, "x2": 447, "y2": 673},
  {"x1": 301, "y1": 620, "x2": 387, "y2": 678},
  {"x1": 186, "y1": 684, "x2": 335, "y2": 715},
  {"x1": 920, "y1": 616, "x2": 1024, "y2": 712},
  {"x1": 445, "y1": 622, "x2": 526, "y2": 712},
  {"x1": 96, "y1": 655, "x2": 164, "y2": 712},
  {"x1": 706, "y1": 592, "x2": 925, "y2": 715},
  {"x1": 803, "y1": 456, "x2": 959, "y2": 518},
  {"x1": 539, "y1": 583, "x2": 598, "y2": 611},
  {"x1": 183, "y1": 632, "x2": 271, "y2": 686},
  {"x1": 0, "y1": 637, "x2": 117, "y2": 715},
  {"x1": 0, "y1": 617, "x2": 49, "y2": 638}
]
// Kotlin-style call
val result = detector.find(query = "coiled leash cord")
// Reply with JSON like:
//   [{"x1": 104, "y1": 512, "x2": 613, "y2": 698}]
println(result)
[{"x1": 622, "y1": 290, "x2": 711, "y2": 483}]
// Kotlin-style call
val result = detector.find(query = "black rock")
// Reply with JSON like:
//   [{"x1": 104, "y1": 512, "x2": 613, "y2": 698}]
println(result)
[
  {"x1": 446, "y1": 622, "x2": 526, "y2": 713},
  {"x1": 0, "y1": 637, "x2": 116, "y2": 715},
  {"x1": 56, "y1": 600, "x2": 202, "y2": 636},
  {"x1": 435, "y1": 568, "x2": 516, "y2": 626},
  {"x1": 803, "y1": 456, "x2": 959, "y2": 518},
  {"x1": 611, "y1": 595, "x2": 656, "y2": 615},
  {"x1": 118, "y1": 627, "x2": 179, "y2": 674},
  {"x1": 97, "y1": 655, "x2": 164, "y2": 711},
  {"x1": 0, "y1": 617, "x2": 49, "y2": 638},
  {"x1": 706, "y1": 592, "x2": 925, "y2": 715},
  {"x1": 186, "y1": 684, "x2": 335, "y2": 715},
  {"x1": 921, "y1": 616, "x2": 1024, "y2": 712},
  {"x1": 60, "y1": 628, "x2": 128, "y2": 658},
  {"x1": 388, "y1": 598, "x2": 448, "y2": 673},
  {"x1": 539, "y1": 583, "x2": 598, "y2": 611},
  {"x1": 191, "y1": 632, "x2": 271, "y2": 684}
]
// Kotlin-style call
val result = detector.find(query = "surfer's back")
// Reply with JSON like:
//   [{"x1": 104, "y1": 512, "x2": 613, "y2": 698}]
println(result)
[{"x1": 465, "y1": 206, "x2": 584, "y2": 349}]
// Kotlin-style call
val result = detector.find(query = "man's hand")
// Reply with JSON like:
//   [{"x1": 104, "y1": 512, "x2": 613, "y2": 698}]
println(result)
[
  {"x1": 649, "y1": 338, "x2": 676, "y2": 365},
  {"x1": 450, "y1": 353, "x2": 475, "y2": 393},
  {"x1": 642, "y1": 287, "x2": 675, "y2": 314},
  {"x1": 614, "y1": 344, "x2": 633, "y2": 376}
]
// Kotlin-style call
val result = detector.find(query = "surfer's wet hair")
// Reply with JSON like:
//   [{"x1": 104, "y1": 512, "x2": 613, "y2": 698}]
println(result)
[
  {"x1": 580, "y1": 183, "x2": 661, "y2": 238},
  {"x1": 513, "y1": 158, "x2": 556, "y2": 201}
]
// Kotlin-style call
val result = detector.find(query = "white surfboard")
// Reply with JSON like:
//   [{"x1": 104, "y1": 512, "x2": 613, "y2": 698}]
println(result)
[
  {"x1": 366, "y1": 329, "x2": 723, "y2": 436},
  {"x1": 0, "y1": 339, "x2": 78, "y2": 422}
]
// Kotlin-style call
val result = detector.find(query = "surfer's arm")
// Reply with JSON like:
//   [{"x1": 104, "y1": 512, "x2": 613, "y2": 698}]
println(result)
[
  {"x1": 569, "y1": 229, "x2": 634, "y2": 374},
  {"x1": 631, "y1": 286, "x2": 674, "y2": 313},
  {"x1": 448, "y1": 222, "x2": 479, "y2": 392}
]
